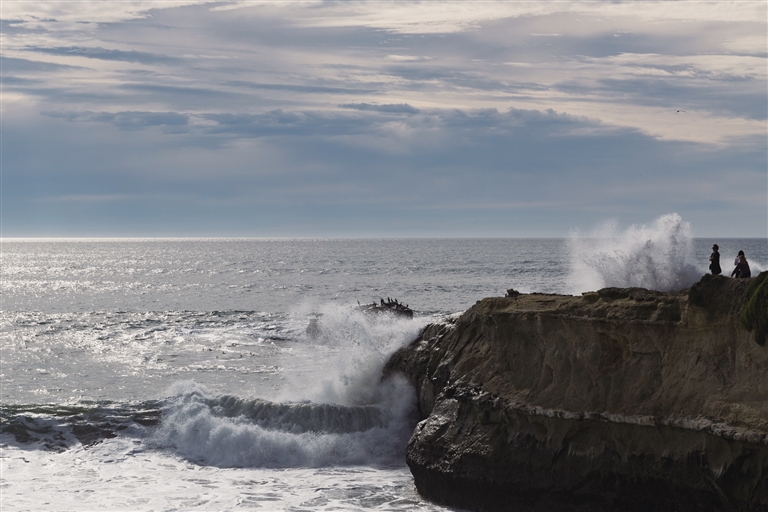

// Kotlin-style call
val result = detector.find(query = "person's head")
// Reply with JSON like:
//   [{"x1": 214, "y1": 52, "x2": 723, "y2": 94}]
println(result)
[
  {"x1": 738, "y1": 250, "x2": 744, "y2": 257},
  {"x1": 739, "y1": 254, "x2": 747, "y2": 263},
  {"x1": 712, "y1": 244, "x2": 719, "y2": 251}
]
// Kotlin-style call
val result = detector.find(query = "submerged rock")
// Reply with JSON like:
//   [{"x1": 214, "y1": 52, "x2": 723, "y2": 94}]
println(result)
[{"x1": 383, "y1": 275, "x2": 768, "y2": 511}]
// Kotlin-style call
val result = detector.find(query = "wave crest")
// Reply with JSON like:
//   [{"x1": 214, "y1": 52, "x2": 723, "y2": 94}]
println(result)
[
  {"x1": 567, "y1": 214, "x2": 702, "y2": 293},
  {"x1": 151, "y1": 380, "x2": 417, "y2": 468}
]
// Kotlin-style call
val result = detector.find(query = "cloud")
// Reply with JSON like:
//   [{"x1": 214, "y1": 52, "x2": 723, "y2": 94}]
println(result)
[
  {"x1": 339, "y1": 103, "x2": 420, "y2": 114},
  {"x1": 4, "y1": 100, "x2": 765, "y2": 237},
  {"x1": 228, "y1": 81, "x2": 380, "y2": 95},
  {"x1": 24, "y1": 45, "x2": 181, "y2": 65},
  {"x1": 118, "y1": 82, "x2": 238, "y2": 102},
  {"x1": 2, "y1": 1, "x2": 211, "y2": 28},
  {"x1": 386, "y1": 55, "x2": 434, "y2": 62},
  {"x1": 1, "y1": 0, "x2": 765, "y2": 237},
  {"x1": 1, "y1": 55, "x2": 85, "y2": 72},
  {"x1": 248, "y1": 1, "x2": 765, "y2": 36},
  {"x1": 198, "y1": 110, "x2": 371, "y2": 138},
  {"x1": 38, "y1": 105, "x2": 610, "y2": 144},
  {"x1": 43, "y1": 110, "x2": 190, "y2": 131}
]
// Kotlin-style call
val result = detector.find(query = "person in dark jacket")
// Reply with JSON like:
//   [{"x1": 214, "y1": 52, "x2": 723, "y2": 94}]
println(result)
[
  {"x1": 732, "y1": 254, "x2": 751, "y2": 278},
  {"x1": 709, "y1": 244, "x2": 721, "y2": 275}
]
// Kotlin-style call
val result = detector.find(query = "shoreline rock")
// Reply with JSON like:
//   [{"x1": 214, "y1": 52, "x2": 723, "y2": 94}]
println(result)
[{"x1": 383, "y1": 274, "x2": 768, "y2": 511}]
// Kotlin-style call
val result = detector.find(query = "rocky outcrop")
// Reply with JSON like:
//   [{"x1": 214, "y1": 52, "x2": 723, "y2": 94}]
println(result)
[{"x1": 383, "y1": 274, "x2": 768, "y2": 511}]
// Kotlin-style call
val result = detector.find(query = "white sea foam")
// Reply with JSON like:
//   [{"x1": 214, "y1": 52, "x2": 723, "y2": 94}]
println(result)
[
  {"x1": 289, "y1": 302, "x2": 425, "y2": 406},
  {"x1": 567, "y1": 213, "x2": 702, "y2": 293},
  {"x1": 1, "y1": 438, "x2": 440, "y2": 511},
  {"x1": 151, "y1": 306, "x2": 422, "y2": 468},
  {"x1": 152, "y1": 377, "x2": 416, "y2": 468}
]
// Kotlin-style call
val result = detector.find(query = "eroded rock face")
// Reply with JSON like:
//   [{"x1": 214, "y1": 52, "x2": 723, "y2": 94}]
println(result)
[{"x1": 384, "y1": 275, "x2": 768, "y2": 511}]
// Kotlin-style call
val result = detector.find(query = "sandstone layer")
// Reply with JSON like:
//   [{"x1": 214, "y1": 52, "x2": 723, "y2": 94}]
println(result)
[{"x1": 384, "y1": 275, "x2": 768, "y2": 511}]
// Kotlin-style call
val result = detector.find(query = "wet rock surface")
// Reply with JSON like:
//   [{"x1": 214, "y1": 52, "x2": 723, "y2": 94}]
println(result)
[{"x1": 384, "y1": 275, "x2": 768, "y2": 511}]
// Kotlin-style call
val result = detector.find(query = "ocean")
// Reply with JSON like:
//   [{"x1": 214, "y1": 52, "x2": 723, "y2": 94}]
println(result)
[{"x1": 2, "y1": 222, "x2": 766, "y2": 510}]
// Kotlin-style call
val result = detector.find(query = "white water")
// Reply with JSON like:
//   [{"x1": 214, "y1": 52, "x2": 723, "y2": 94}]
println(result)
[
  {"x1": 152, "y1": 378, "x2": 416, "y2": 469},
  {"x1": 3, "y1": 442, "x2": 429, "y2": 510},
  {"x1": 567, "y1": 213, "x2": 764, "y2": 293},
  {"x1": 1, "y1": 304, "x2": 438, "y2": 511}
]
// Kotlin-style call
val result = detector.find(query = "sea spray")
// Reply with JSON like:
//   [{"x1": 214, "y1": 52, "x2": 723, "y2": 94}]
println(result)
[
  {"x1": 568, "y1": 213, "x2": 701, "y2": 293},
  {"x1": 285, "y1": 301, "x2": 425, "y2": 407},
  {"x1": 151, "y1": 306, "x2": 422, "y2": 468}
]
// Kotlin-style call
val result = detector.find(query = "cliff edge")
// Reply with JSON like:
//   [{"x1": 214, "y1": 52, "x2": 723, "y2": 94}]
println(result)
[{"x1": 384, "y1": 274, "x2": 768, "y2": 511}]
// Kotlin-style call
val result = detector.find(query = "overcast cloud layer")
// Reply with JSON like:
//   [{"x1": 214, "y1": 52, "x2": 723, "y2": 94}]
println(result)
[{"x1": 2, "y1": 1, "x2": 766, "y2": 237}]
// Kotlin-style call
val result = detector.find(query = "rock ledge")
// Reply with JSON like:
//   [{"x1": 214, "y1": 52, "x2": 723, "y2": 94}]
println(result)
[{"x1": 384, "y1": 275, "x2": 768, "y2": 511}]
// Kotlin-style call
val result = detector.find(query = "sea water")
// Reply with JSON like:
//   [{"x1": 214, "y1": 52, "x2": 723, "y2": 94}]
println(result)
[{"x1": 2, "y1": 217, "x2": 766, "y2": 511}]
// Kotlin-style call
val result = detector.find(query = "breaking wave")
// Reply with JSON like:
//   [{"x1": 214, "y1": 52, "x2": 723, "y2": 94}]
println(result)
[
  {"x1": 150, "y1": 306, "x2": 423, "y2": 468},
  {"x1": 151, "y1": 378, "x2": 417, "y2": 468}
]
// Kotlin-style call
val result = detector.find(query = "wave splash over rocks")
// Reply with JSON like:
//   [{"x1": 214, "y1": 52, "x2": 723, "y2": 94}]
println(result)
[
  {"x1": 568, "y1": 213, "x2": 702, "y2": 293},
  {"x1": 151, "y1": 306, "x2": 423, "y2": 469}
]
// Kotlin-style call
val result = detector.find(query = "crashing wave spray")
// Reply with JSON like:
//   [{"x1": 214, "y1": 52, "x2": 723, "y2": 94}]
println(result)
[
  {"x1": 285, "y1": 301, "x2": 425, "y2": 407},
  {"x1": 151, "y1": 377, "x2": 417, "y2": 468},
  {"x1": 152, "y1": 305, "x2": 424, "y2": 468},
  {"x1": 567, "y1": 213, "x2": 702, "y2": 293}
]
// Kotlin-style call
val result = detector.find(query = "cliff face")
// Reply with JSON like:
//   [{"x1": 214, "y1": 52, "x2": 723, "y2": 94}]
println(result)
[{"x1": 384, "y1": 275, "x2": 768, "y2": 511}]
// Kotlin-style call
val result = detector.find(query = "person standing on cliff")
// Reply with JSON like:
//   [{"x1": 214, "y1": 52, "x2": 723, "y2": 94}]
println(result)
[{"x1": 709, "y1": 244, "x2": 721, "y2": 275}]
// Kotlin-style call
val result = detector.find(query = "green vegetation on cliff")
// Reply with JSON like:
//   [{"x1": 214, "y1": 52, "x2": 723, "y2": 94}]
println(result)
[{"x1": 740, "y1": 271, "x2": 768, "y2": 346}]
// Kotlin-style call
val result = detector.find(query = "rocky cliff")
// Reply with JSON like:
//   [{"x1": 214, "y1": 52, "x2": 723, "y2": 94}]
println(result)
[{"x1": 383, "y1": 274, "x2": 768, "y2": 511}]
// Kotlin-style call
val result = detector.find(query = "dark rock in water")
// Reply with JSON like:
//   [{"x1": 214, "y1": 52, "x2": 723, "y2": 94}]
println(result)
[
  {"x1": 357, "y1": 298, "x2": 413, "y2": 319},
  {"x1": 305, "y1": 298, "x2": 414, "y2": 338},
  {"x1": 383, "y1": 275, "x2": 768, "y2": 512}
]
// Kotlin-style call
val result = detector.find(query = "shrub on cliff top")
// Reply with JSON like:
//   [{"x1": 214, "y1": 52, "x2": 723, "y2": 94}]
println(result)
[{"x1": 739, "y1": 271, "x2": 768, "y2": 346}]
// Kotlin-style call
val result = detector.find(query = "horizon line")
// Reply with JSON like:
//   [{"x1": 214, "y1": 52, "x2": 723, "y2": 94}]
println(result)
[{"x1": 2, "y1": 235, "x2": 765, "y2": 241}]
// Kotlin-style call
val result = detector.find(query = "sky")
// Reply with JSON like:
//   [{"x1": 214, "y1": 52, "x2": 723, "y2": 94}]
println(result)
[{"x1": 2, "y1": 0, "x2": 766, "y2": 237}]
